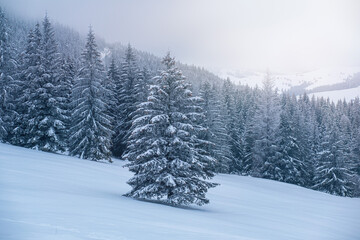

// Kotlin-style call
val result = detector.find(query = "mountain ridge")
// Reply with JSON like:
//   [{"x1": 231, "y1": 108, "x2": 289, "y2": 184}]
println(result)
[{"x1": 217, "y1": 67, "x2": 360, "y2": 100}]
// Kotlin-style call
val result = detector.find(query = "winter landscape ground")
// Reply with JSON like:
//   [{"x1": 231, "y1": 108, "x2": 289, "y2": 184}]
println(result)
[{"x1": 1, "y1": 143, "x2": 359, "y2": 240}]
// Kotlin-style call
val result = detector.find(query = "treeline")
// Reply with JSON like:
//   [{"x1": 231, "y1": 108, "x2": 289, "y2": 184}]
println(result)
[
  {"x1": 199, "y1": 77, "x2": 360, "y2": 197},
  {"x1": 0, "y1": 9, "x2": 359, "y2": 202}
]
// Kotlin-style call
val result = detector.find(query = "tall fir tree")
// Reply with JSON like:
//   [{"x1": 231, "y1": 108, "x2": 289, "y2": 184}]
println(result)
[
  {"x1": 198, "y1": 81, "x2": 219, "y2": 171},
  {"x1": 134, "y1": 67, "x2": 151, "y2": 104},
  {"x1": 124, "y1": 53, "x2": 216, "y2": 206},
  {"x1": 69, "y1": 28, "x2": 113, "y2": 161},
  {"x1": 252, "y1": 72, "x2": 281, "y2": 178},
  {"x1": 221, "y1": 79, "x2": 242, "y2": 173},
  {"x1": 105, "y1": 57, "x2": 119, "y2": 119},
  {"x1": 12, "y1": 23, "x2": 43, "y2": 147},
  {"x1": 26, "y1": 15, "x2": 67, "y2": 152},
  {"x1": 273, "y1": 94, "x2": 309, "y2": 185},
  {"x1": 312, "y1": 99, "x2": 357, "y2": 196},
  {"x1": 297, "y1": 93, "x2": 317, "y2": 187},
  {"x1": 240, "y1": 86, "x2": 259, "y2": 175},
  {"x1": 200, "y1": 81, "x2": 234, "y2": 173},
  {"x1": 190, "y1": 83, "x2": 217, "y2": 177},
  {"x1": 113, "y1": 44, "x2": 139, "y2": 157},
  {"x1": 349, "y1": 97, "x2": 360, "y2": 180},
  {"x1": 15, "y1": 16, "x2": 68, "y2": 152},
  {"x1": 58, "y1": 56, "x2": 76, "y2": 143},
  {"x1": 0, "y1": 8, "x2": 16, "y2": 141}
]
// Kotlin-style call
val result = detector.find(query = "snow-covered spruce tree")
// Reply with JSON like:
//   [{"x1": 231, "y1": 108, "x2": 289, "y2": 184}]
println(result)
[
  {"x1": 297, "y1": 93, "x2": 318, "y2": 187},
  {"x1": 273, "y1": 94, "x2": 309, "y2": 185},
  {"x1": 349, "y1": 97, "x2": 360, "y2": 179},
  {"x1": 312, "y1": 100, "x2": 357, "y2": 196},
  {"x1": 239, "y1": 86, "x2": 259, "y2": 175},
  {"x1": 13, "y1": 17, "x2": 67, "y2": 151},
  {"x1": 252, "y1": 72, "x2": 281, "y2": 178},
  {"x1": 113, "y1": 44, "x2": 139, "y2": 157},
  {"x1": 124, "y1": 53, "x2": 217, "y2": 206},
  {"x1": 58, "y1": 56, "x2": 76, "y2": 142},
  {"x1": 69, "y1": 28, "x2": 113, "y2": 162},
  {"x1": 221, "y1": 79, "x2": 242, "y2": 173},
  {"x1": 189, "y1": 84, "x2": 218, "y2": 178},
  {"x1": 129, "y1": 65, "x2": 152, "y2": 137},
  {"x1": 232, "y1": 85, "x2": 261, "y2": 175},
  {"x1": 0, "y1": 7, "x2": 16, "y2": 141},
  {"x1": 105, "y1": 57, "x2": 119, "y2": 119},
  {"x1": 199, "y1": 81, "x2": 233, "y2": 173},
  {"x1": 352, "y1": 127, "x2": 360, "y2": 196},
  {"x1": 137, "y1": 66, "x2": 152, "y2": 103},
  {"x1": 198, "y1": 81, "x2": 220, "y2": 171},
  {"x1": 133, "y1": 66, "x2": 152, "y2": 107},
  {"x1": 12, "y1": 23, "x2": 43, "y2": 147},
  {"x1": 27, "y1": 15, "x2": 67, "y2": 152}
]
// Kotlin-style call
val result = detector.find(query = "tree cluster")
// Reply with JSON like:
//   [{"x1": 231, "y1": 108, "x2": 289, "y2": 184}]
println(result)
[
  {"x1": 0, "y1": 9, "x2": 359, "y2": 201},
  {"x1": 198, "y1": 73, "x2": 360, "y2": 197},
  {"x1": 0, "y1": 10, "x2": 216, "y2": 205}
]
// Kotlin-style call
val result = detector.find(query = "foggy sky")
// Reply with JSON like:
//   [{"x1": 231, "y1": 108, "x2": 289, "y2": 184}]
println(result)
[{"x1": 1, "y1": 0, "x2": 360, "y2": 73}]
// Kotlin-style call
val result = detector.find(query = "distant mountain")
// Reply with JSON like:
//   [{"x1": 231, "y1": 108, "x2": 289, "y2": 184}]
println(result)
[{"x1": 217, "y1": 67, "x2": 360, "y2": 101}]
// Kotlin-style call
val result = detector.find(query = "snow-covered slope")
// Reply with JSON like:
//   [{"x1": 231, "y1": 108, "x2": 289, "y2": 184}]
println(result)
[
  {"x1": 218, "y1": 67, "x2": 360, "y2": 101},
  {"x1": 1, "y1": 143, "x2": 359, "y2": 240},
  {"x1": 310, "y1": 86, "x2": 360, "y2": 102}
]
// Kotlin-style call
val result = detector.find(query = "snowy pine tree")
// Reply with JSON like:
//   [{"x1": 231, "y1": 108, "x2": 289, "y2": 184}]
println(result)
[
  {"x1": 198, "y1": 81, "x2": 218, "y2": 171},
  {"x1": 252, "y1": 72, "x2": 281, "y2": 178},
  {"x1": 58, "y1": 56, "x2": 76, "y2": 143},
  {"x1": 199, "y1": 81, "x2": 234, "y2": 173},
  {"x1": 274, "y1": 94, "x2": 309, "y2": 185},
  {"x1": 297, "y1": 93, "x2": 318, "y2": 186},
  {"x1": 0, "y1": 8, "x2": 16, "y2": 141},
  {"x1": 313, "y1": 100, "x2": 357, "y2": 196},
  {"x1": 14, "y1": 16, "x2": 68, "y2": 152},
  {"x1": 189, "y1": 84, "x2": 218, "y2": 178},
  {"x1": 12, "y1": 23, "x2": 43, "y2": 147},
  {"x1": 349, "y1": 97, "x2": 360, "y2": 179},
  {"x1": 69, "y1": 28, "x2": 113, "y2": 161},
  {"x1": 124, "y1": 53, "x2": 216, "y2": 206},
  {"x1": 113, "y1": 44, "x2": 139, "y2": 157},
  {"x1": 239, "y1": 86, "x2": 259, "y2": 175},
  {"x1": 28, "y1": 15, "x2": 67, "y2": 152},
  {"x1": 105, "y1": 57, "x2": 119, "y2": 119},
  {"x1": 221, "y1": 79, "x2": 242, "y2": 173},
  {"x1": 134, "y1": 66, "x2": 151, "y2": 104}
]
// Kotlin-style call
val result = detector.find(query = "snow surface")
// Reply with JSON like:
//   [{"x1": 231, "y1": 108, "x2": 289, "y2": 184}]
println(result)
[
  {"x1": 309, "y1": 86, "x2": 360, "y2": 102},
  {"x1": 1, "y1": 143, "x2": 359, "y2": 240}
]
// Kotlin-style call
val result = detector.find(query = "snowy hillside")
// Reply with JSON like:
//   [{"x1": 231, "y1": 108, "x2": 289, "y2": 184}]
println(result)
[
  {"x1": 1, "y1": 143, "x2": 359, "y2": 240},
  {"x1": 218, "y1": 67, "x2": 360, "y2": 100},
  {"x1": 309, "y1": 86, "x2": 360, "y2": 102}
]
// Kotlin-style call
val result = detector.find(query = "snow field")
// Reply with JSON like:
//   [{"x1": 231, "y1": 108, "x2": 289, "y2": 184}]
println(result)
[{"x1": 0, "y1": 143, "x2": 359, "y2": 240}]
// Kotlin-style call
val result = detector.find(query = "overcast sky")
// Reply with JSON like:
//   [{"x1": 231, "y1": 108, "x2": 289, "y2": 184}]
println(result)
[{"x1": 1, "y1": 0, "x2": 360, "y2": 73}]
